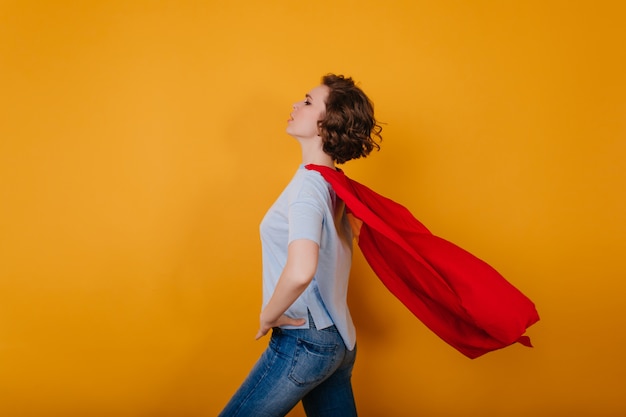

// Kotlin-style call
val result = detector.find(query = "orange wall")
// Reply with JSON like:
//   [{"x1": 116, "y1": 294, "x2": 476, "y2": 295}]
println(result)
[{"x1": 1, "y1": 1, "x2": 625, "y2": 416}]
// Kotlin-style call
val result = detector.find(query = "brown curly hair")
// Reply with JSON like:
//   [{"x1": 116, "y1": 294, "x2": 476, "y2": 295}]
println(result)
[{"x1": 318, "y1": 74, "x2": 382, "y2": 164}]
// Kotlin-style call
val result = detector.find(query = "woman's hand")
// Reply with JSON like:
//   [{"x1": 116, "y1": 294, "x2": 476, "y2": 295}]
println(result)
[{"x1": 255, "y1": 314, "x2": 306, "y2": 340}]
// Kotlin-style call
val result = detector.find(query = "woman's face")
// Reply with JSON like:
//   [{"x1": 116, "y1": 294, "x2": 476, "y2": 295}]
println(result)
[{"x1": 286, "y1": 84, "x2": 329, "y2": 140}]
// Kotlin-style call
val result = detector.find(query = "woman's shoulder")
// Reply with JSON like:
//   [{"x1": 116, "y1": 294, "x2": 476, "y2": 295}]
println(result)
[
  {"x1": 288, "y1": 167, "x2": 333, "y2": 201},
  {"x1": 298, "y1": 166, "x2": 332, "y2": 189}
]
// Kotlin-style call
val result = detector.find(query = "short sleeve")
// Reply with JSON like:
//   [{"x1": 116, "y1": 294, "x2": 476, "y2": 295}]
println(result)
[{"x1": 288, "y1": 197, "x2": 324, "y2": 244}]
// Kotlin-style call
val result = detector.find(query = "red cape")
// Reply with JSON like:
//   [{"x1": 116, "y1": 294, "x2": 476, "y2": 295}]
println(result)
[{"x1": 306, "y1": 164, "x2": 539, "y2": 359}]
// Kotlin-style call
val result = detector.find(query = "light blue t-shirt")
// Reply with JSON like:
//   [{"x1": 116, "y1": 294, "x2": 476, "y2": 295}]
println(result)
[{"x1": 260, "y1": 165, "x2": 356, "y2": 350}]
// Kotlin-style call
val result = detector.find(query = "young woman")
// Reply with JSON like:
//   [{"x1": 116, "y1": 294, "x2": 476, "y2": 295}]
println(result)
[{"x1": 219, "y1": 74, "x2": 382, "y2": 417}]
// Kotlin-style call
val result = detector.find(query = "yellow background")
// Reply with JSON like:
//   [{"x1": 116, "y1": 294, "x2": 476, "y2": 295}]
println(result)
[{"x1": 1, "y1": 1, "x2": 625, "y2": 416}]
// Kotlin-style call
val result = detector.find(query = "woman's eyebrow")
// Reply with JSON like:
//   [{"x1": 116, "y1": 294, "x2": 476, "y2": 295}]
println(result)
[{"x1": 305, "y1": 94, "x2": 313, "y2": 101}]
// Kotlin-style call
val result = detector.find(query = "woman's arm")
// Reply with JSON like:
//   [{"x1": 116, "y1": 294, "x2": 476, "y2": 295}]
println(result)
[{"x1": 255, "y1": 239, "x2": 319, "y2": 339}]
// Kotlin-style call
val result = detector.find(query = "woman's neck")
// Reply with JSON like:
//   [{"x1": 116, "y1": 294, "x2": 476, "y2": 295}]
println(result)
[
  {"x1": 302, "y1": 154, "x2": 335, "y2": 168},
  {"x1": 299, "y1": 138, "x2": 335, "y2": 168}
]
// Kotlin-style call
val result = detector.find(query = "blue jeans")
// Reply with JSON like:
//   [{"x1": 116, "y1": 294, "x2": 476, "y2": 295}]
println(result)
[{"x1": 218, "y1": 318, "x2": 357, "y2": 417}]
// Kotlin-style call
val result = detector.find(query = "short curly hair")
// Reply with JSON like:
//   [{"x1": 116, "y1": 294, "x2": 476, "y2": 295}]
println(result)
[{"x1": 318, "y1": 74, "x2": 382, "y2": 164}]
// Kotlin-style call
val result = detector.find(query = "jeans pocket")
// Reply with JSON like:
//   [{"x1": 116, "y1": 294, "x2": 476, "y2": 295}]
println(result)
[{"x1": 288, "y1": 338, "x2": 338, "y2": 387}]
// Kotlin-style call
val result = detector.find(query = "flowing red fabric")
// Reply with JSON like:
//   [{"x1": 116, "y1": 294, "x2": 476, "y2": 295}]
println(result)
[{"x1": 306, "y1": 164, "x2": 539, "y2": 359}]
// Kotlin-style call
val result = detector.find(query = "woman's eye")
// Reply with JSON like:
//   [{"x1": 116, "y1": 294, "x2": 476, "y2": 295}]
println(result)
[{"x1": 304, "y1": 100, "x2": 311, "y2": 105}]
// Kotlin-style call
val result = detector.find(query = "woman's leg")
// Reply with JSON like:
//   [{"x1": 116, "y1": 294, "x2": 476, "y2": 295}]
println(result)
[
  {"x1": 218, "y1": 326, "x2": 346, "y2": 417},
  {"x1": 301, "y1": 344, "x2": 357, "y2": 417},
  {"x1": 217, "y1": 330, "x2": 302, "y2": 417}
]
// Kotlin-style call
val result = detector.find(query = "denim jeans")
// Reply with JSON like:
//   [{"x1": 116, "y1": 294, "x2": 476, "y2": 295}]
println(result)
[{"x1": 218, "y1": 317, "x2": 357, "y2": 417}]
